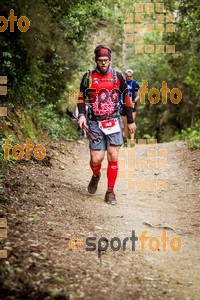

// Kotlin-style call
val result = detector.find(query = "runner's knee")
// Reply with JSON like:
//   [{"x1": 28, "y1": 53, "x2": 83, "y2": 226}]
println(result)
[
  {"x1": 107, "y1": 147, "x2": 119, "y2": 161},
  {"x1": 90, "y1": 151, "x2": 104, "y2": 165}
]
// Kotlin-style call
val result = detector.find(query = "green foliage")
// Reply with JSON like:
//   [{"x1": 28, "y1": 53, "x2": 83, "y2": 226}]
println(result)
[
  {"x1": 0, "y1": 135, "x2": 18, "y2": 163},
  {"x1": 0, "y1": 0, "x2": 199, "y2": 147},
  {"x1": 0, "y1": 0, "x2": 109, "y2": 142},
  {"x1": 122, "y1": 0, "x2": 200, "y2": 142},
  {"x1": 171, "y1": 120, "x2": 200, "y2": 149},
  {"x1": 33, "y1": 104, "x2": 78, "y2": 140},
  {"x1": 0, "y1": 136, "x2": 14, "y2": 200}
]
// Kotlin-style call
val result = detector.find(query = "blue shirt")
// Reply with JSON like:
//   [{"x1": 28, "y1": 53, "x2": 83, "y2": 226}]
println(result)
[{"x1": 126, "y1": 79, "x2": 140, "y2": 102}]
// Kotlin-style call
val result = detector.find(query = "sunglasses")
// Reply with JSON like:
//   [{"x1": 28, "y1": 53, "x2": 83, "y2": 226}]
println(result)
[{"x1": 97, "y1": 59, "x2": 110, "y2": 64}]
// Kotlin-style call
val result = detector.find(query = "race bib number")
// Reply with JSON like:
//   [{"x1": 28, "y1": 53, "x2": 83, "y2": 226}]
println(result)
[{"x1": 98, "y1": 118, "x2": 120, "y2": 135}]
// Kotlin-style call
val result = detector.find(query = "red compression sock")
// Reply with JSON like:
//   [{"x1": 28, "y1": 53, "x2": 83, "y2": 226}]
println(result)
[
  {"x1": 107, "y1": 161, "x2": 118, "y2": 191},
  {"x1": 90, "y1": 161, "x2": 101, "y2": 175}
]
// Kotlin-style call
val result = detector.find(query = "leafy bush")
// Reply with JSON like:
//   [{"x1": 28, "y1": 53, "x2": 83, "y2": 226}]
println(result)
[
  {"x1": 33, "y1": 104, "x2": 78, "y2": 140},
  {"x1": 0, "y1": 136, "x2": 15, "y2": 199},
  {"x1": 171, "y1": 120, "x2": 200, "y2": 149}
]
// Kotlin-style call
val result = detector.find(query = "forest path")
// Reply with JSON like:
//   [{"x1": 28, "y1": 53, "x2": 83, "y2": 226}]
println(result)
[{"x1": 1, "y1": 140, "x2": 200, "y2": 300}]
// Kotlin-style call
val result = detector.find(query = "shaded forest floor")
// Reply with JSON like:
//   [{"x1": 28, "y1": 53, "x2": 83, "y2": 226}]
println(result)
[{"x1": 0, "y1": 140, "x2": 200, "y2": 300}]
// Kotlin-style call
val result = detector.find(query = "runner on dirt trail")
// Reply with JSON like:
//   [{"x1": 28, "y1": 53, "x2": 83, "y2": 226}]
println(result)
[
  {"x1": 121, "y1": 69, "x2": 140, "y2": 146},
  {"x1": 77, "y1": 45, "x2": 136, "y2": 205}
]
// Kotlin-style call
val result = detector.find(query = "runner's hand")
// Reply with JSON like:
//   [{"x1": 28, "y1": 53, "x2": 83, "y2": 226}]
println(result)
[
  {"x1": 127, "y1": 122, "x2": 136, "y2": 134},
  {"x1": 78, "y1": 115, "x2": 86, "y2": 129}
]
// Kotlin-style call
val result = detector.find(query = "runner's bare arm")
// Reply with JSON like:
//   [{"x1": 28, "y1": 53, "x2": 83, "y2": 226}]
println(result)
[
  {"x1": 78, "y1": 115, "x2": 86, "y2": 129},
  {"x1": 134, "y1": 91, "x2": 140, "y2": 102}
]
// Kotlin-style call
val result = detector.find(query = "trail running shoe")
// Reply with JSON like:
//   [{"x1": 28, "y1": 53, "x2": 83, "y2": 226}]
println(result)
[
  {"x1": 105, "y1": 191, "x2": 117, "y2": 205},
  {"x1": 88, "y1": 172, "x2": 101, "y2": 194}
]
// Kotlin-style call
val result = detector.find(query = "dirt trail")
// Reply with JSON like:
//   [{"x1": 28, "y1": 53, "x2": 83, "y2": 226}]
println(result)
[{"x1": 0, "y1": 140, "x2": 200, "y2": 300}]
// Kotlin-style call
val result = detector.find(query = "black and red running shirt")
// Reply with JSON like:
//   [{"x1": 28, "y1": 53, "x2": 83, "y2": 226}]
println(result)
[{"x1": 77, "y1": 67, "x2": 134, "y2": 123}]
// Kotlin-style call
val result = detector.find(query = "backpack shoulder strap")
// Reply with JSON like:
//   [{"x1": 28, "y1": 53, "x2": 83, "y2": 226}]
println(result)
[
  {"x1": 83, "y1": 70, "x2": 93, "y2": 88},
  {"x1": 88, "y1": 70, "x2": 93, "y2": 88},
  {"x1": 112, "y1": 69, "x2": 119, "y2": 88}
]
